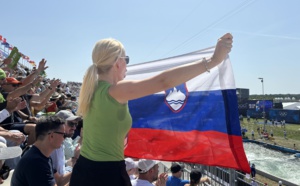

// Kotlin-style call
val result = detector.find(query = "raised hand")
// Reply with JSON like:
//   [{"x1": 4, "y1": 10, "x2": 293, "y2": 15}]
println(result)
[
  {"x1": 155, "y1": 173, "x2": 168, "y2": 186},
  {"x1": 33, "y1": 75, "x2": 43, "y2": 86},
  {"x1": 50, "y1": 79, "x2": 61, "y2": 89},
  {"x1": 37, "y1": 58, "x2": 48, "y2": 73},
  {"x1": 211, "y1": 33, "x2": 233, "y2": 65},
  {"x1": 6, "y1": 97, "x2": 26, "y2": 113}
]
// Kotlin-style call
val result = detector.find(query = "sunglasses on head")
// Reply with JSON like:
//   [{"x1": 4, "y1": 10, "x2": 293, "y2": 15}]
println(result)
[
  {"x1": 0, "y1": 165, "x2": 10, "y2": 180},
  {"x1": 120, "y1": 56, "x2": 129, "y2": 64},
  {"x1": 48, "y1": 131, "x2": 67, "y2": 139}
]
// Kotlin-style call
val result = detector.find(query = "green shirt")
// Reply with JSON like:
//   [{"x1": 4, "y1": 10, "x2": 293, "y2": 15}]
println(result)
[{"x1": 81, "y1": 81, "x2": 132, "y2": 161}]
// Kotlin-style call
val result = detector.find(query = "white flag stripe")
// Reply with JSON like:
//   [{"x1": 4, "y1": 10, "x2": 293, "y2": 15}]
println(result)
[
  {"x1": 127, "y1": 47, "x2": 215, "y2": 75},
  {"x1": 126, "y1": 48, "x2": 236, "y2": 93}
]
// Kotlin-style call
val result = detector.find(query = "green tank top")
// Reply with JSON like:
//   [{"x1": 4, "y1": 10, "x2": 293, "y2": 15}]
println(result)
[{"x1": 81, "y1": 81, "x2": 132, "y2": 161}]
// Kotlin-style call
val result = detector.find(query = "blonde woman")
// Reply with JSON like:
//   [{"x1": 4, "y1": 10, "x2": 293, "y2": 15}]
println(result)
[{"x1": 70, "y1": 33, "x2": 233, "y2": 186}]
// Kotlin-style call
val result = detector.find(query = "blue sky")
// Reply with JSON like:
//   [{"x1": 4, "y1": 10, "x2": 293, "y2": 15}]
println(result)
[{"x1": 1, "y1": 0, "x2": 299, "y2": 94}]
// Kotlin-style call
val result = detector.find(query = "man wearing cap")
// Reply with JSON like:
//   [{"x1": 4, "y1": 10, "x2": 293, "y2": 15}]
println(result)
[
  {"x1": 55, "y1": 110, "x2": 82, "y2": 160},
  {"x1": 125, "y1": 157, "x2": 138, "y2": 180},
  {"x1": 131, "y1": 159, "x2": 168, "y2": 186},
  {"x1": 166, "y1": 163, "x2": 189, "y2": 186},
  {"x1": 50, "y1": 110, "x2": 81, "y2": 182}
]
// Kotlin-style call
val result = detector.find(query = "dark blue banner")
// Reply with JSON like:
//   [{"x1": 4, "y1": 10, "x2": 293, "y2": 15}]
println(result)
[{"x1": 269, "y1": 109, "x2": 300, "y2": 124}]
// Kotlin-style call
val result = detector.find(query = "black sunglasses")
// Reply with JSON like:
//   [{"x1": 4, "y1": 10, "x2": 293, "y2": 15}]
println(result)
[
  {"x1": 12, "y1": 84, "x2": 20, "y2": 88},
  {"x1": 48, "y1": 131, "x2": 67, "y2": 139},
  {"x1": 0, "y1": 165, "x2": 10, "y2": 180},
  {"x1": 67, "y1": 121, "x2": 78, "y2": 128},
  {"x1": 120, "y1": 56, "x2": 129, "y2": 64}
]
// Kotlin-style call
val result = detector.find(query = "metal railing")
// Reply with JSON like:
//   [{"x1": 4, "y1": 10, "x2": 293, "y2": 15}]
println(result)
[{"x1": 160, "y1": 162, "x2": 267, "y2": 186}]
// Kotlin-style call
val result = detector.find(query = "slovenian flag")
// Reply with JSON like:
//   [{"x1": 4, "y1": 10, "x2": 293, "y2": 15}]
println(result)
[{"x1": 124, "y1": 47, "x2": 250, "y2": 173}]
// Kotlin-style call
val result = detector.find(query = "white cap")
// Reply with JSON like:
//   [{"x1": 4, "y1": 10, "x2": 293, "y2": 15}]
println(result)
[
  {"x1": 0, "y1": 143, "x2": 22, "y2": 160},
  {"x1": 137, "y1": 159, "x2": 158, "y2": 173},
  {"x1": 55, "y1": 110, "x2": 74, "y2": 121},
  {"x1": 66, "y1": 115, "x2": 80, "y2": 121},
  {"x1": 125, "y1": 158, "x2": 137, "y2": 171},
  {"x1": 56, "y1": 110, "x2": 80, "y2": 121}
]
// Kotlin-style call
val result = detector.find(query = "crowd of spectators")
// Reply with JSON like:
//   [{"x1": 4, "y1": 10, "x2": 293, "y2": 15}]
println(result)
[
  {"x1": 0, "y1": 57, "x2": 83, "y2": 185},
  {"x1": 0, "y1": 55, "x2": 214, "y2": 186},
  {"x1": 0, "y1": 55, "x2": 215, "y2": 186}
]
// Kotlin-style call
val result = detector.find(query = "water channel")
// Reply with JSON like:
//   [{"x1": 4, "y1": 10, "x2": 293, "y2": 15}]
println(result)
[{"x1": 243, "y1": 143, "x2": 300, "y2": 185}]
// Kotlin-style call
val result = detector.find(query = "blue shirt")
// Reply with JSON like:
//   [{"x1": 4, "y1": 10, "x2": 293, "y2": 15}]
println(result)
[{"x1": 166, "y1": 176, "x2": 189, "y2": 186}]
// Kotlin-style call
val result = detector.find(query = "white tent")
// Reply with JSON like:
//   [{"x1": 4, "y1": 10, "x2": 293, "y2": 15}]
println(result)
[{"x1": 282, "y1": 102, "x2": 300, "y2": 110}]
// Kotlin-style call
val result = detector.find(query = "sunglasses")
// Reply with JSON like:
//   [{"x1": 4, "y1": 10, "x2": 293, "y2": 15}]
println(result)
[
  {"x1": 48, "y1": 131, "x2": 67, "y2": 139},
  {"x1": 120, "y1": 56, "x2": 130, "y2": 64},
  {"x1": 12, "y1": 84, "x2": 20, "y2": 88},
  {"x1": 67, "y1": 121, "x2": 78, "y2": 128},
  {"x1": 0, "y1": 165, "x2": 10, "y2": 180}
]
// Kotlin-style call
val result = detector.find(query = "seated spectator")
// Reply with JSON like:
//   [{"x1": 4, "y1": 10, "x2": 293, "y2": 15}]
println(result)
[
  {"x1": 0, "y1": 72, "x2": 44, "y2": 145},
  {"x1": 55, "y1": 110, "x2": 81, "y2": 160},
  {"x1": 0, "y1": 142, "x2": 22, "y2": 185},
  {"x1": 166, "y1": 163, "x2": 189, "y2": 186},
  {"x1": 184, "y1": 168, "x2": 210, "y2": 186},
  {"x1": 50, "y1": 110, "x2": 81, "y2": 182},
  {"x1": 125, "y1": 157, "x2": 138, "y2": 180},
  {"x1": 70, "y1": 95, "x2": 76, "y2": 102},
  {"x1": 65, "y1": 85, "x2": 70, "y2": 94},
  {"x1": 45, "y1": 92, "x2": 60, "y2": 113},
  {"x1": 57, "y1": 94, "x2": 66, "y2": 109},
  {"x1": 65, "y1": 93, "x2": 71, "y2": 101},
  {"x1": 11, "y1": 116, "x2": 69, "y2": 186},
  {"x1": 184, "y1": 168, "x2": 202, "y2": 186},
  {"x1": 0, "y1": 97, "x2": 26, "y2": 169},
  {"x1": 72, "y1": 118, "x2": 83, "y2": 140},
  {"x1": 131, "y1": 159, "x2": 167, "y2": 186}
]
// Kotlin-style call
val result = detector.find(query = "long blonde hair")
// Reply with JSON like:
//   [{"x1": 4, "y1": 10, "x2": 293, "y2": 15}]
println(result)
[{"x1": 77, "y1": 38, "x2": 125, "y2": 117}]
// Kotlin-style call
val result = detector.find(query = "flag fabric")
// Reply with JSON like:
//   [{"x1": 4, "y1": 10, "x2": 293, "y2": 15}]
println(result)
[
  {"x1": 124, "y1": 47, "x2": 250, "y2": 173},
  {"x1": 0, "y1": 50, "x2": 8, "y2": 59},
  {"x1": 8, "y1": 44, "x2": 14, "y2": 50},
  {"x1": 7, "y1": 47, "x2": 21, "y2": 69},
  {"x1": 29, "y1": 61, "x2": 36, "y2": 67}
]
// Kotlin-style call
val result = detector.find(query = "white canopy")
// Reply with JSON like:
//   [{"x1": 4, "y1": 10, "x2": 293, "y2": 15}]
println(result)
[{"x1": 282, "y1": 102, "x2": 300, "y2": 110}]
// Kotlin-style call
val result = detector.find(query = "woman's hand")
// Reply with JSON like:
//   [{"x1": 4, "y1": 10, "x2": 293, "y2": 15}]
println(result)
[{"x1": 211, "y1": 33, "x2": 233, "y2": 66}]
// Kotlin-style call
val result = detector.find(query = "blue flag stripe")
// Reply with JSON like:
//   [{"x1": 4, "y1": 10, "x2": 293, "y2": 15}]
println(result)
[{"x1": 129, "y1": 89, "x2": 240, "y2": 135}]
